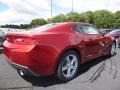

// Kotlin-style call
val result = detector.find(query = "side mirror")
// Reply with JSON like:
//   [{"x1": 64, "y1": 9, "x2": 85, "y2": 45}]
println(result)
[
  {"x1": 99, "y1": 31, "x2": 106, "y2": 36},
  {"x1": 101, "y1": 33, "x2": 105, "y2": 36}
]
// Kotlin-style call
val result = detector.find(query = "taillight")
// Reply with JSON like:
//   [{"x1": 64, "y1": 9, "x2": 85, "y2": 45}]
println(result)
[
  {"x1": 15, "y1": 37, "x2": 37, "y2": 44},
  {"x1": 7, "y1": 37, "x2": 38, "y2": 44}
]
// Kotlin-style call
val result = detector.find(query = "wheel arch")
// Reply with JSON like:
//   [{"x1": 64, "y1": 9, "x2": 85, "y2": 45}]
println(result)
[{"x1": 54, "y1": 46, "x2": 81, "y2": 74}]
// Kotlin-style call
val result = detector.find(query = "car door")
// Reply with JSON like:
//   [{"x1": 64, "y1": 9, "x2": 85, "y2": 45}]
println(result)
[
  {"x1": 75, "y1": 25, "x2": 104, "y2": 61},
  {"x1": 83, "y1": 25, "x2": 105, "y2": 61}
]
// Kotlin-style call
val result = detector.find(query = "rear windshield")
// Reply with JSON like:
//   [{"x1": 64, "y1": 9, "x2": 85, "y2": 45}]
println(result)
[{"x1": 30, "y1": 23, "x2": 62, "y2": 32}]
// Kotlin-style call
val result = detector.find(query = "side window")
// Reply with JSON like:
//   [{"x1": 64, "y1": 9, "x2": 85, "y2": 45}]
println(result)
[
  {"x1": 75, "y1": 25, "x2": 100, "y2": 35},
  {"x1": 74, "y1": 25, "x2": 85, "y2": 33},
  {"x1": 82, "y1": 26, "x2": 100, "y2": 34}
]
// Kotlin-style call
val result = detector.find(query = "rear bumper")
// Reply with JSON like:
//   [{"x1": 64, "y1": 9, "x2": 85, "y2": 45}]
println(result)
[
  {"x1": 3, "y1": 41, "x2": 59, "y2": 76},
  {"x1": 6, "y1": 57, "x2": 40, "y2": 76},
  {"x1": 3, "y1": 41, "x2": 35, "y2": 67}
]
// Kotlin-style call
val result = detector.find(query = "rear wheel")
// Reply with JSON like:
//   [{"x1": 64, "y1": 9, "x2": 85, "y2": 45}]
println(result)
[{"x1": 56, "y1": 50, "x2": 80, "y2": 82}]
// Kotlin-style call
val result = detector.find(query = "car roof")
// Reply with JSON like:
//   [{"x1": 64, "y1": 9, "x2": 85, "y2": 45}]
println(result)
[{"x1": 61, "y1": 22, "x2": 93, "y2": 26}]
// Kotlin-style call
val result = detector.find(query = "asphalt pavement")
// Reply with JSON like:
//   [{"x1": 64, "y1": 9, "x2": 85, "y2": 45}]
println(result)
[{"x1": 0, "y1": 48, "x2": 120, "y2": 90}]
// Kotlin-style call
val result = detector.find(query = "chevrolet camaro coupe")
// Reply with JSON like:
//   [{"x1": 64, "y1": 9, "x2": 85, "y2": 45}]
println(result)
[{"x1": 3, "y1": 22, "x2": 116, "y2": 82}]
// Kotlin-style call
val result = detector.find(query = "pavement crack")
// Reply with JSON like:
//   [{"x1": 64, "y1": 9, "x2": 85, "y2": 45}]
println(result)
[
  {"x1": 67, "y1": 56, "x2": 118, "y2": 85},
  {"x1": 90, "y1": 61, "x2": 105, "y2": 83},
  {"x1": 79, "y1": 60, "x2": 106, "y2": 83},
  {"x1": 0, "y1": 86, "x2": 33, "y2": 90},
  {"x1": 109, "y1": 57, "x2": 113, "y2": 74},
  {"x1": 108, "y1": 57, "x2": 118, "y2": 79}
]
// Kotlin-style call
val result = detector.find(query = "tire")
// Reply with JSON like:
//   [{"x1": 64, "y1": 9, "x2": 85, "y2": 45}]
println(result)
[
  {"x1": 0, "y1": 38, "x2": 3, "y2": 47},
  {"x1": 118, "y1": 38, "x2": 120, "y2": 48},
  {"x1": 110, "y1": 42, "x2": 116, "y2": 56},
  {"x1": 56, "y1": 50, "x2": 80, "y2": 82},
  {"x1": 118, "y1": 43, "x2": 120, "y2": 48}
]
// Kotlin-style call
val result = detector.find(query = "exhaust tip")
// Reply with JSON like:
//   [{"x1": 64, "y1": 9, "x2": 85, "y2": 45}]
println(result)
[{"x1": 19, "y1": 70, "x2": 24, "y2": 76}]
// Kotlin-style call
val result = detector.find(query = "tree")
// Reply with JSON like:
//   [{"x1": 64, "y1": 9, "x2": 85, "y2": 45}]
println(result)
[
  {"x1": 79, "y1": 12, "x2": 90, "y2": 23},
  {"x1": 20, "y1": 24, "x2": 31, "y2": 29},
  {"x1": 113, "y1": 11, "x2": 120, "y2": 28},
  {"x1": 30, "y1": 18, "x2": 47, "y2": 27},
  {"x1": 1, "y1": 10, "x2": 120, "y2": 29},
  {"x1": 1, "y1": 24, "x2": 20, "y2": 29},
  {"x1": 83, "y1": 11, "x2": 94, "y2": 24},
  {"x1": 93, "y1": 10, "x2": 114, "y2": 29},
  {"x1": 51, "y1": 14, "x2": 67, "y2": 23},
  {"x1": 47, "y1": 18, "x2": 52, "y2": 23},
  {"x1": 67, "y1": 12, "x2": 80, "y2": 22}
]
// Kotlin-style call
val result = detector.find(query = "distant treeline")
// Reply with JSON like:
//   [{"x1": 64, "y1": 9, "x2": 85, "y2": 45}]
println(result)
[{"x1": 1, "y1": 10, "x2": 120, "y2": 29}]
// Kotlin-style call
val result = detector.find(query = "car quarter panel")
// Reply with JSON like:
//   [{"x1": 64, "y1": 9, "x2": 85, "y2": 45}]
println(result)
[{"x1": 30, "y1": 33, "x2": 85, "y2": 75}]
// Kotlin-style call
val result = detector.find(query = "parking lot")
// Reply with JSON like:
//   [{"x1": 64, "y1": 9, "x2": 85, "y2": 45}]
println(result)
[{"x1": 0, "y1": 48, "x2": 120, "y2": 90}]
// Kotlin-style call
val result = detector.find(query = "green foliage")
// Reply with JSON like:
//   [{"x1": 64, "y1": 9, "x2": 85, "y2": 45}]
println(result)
[
  {"x1": 1, "y1": 24, "x2": 31, "y2": 29},
  {"x1": 93, "y1": 10, "x2": 114, "y2": 29},
  {"x1": 19, "y1": 24, "x2": 31, "y2": 29},
  {"x1": 51, "y1": 14, "x2": 67, "y2": 23},
  {"x1": 67, "y1": 12, "x2": 80, "y2": 22},
  {"x1": 83, "y1": 11, "x2": 94, "y2": 24},
  {"x1": 113, "y1": 11, "x2": 120, "y2": 28},
  {"x1": 30, "y1": 18, "x2": 47, "y2": 27},
  {"x1": 1, "y1": 24, "x2": 20, "y2": 28},
  {"x1": 1, "y1": 10, "x2": 120, "y2": 29}
]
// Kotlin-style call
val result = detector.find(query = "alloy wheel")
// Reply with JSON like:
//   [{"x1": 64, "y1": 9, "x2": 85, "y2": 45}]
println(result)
[
  {"x1": 62, "y1": 54, "x2": 78, "y2": 78},
  {"x1": 111, "y1": 43, "x2": 116, "y2": 56}
]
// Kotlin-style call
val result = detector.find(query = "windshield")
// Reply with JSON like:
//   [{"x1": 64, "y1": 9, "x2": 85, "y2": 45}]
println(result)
[{"x1": 30, "y1": 23, "x2": 62, "y2": 32}]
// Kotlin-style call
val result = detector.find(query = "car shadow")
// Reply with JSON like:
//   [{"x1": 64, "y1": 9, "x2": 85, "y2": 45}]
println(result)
[{"x1": 21, "y1": 55, "x2": 114, "y2": 87}]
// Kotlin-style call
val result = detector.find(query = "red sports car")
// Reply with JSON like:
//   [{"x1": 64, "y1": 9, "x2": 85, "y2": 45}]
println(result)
[{"x1": 3, "y1": 22, "x2": 116, "y2": 82}]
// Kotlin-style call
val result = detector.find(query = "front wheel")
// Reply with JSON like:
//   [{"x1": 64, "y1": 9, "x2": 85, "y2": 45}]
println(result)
[
  {"x1": 110, "y1": 42, "x2": 116, "y2": 56},
  {"x1": 0, "y1": 38, "x2": 3, "y2": 47},
  {"x1": 56, "y1": 50, "x2": 80, "y2": 82}
]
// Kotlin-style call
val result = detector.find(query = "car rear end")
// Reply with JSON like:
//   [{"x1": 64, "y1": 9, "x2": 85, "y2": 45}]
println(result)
[
  {"x1": 3, "y1": 32, "x2": 41, "y2": 75},
  {"x1": 3, "y1": 31, "x2": 61, "y2": 77},
  {"x1": 3, "y1": 32, "x2": 67, "y2": 77},
  {"x1": 3, "y1": 23, "x2": 73, "y2": 77}
]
